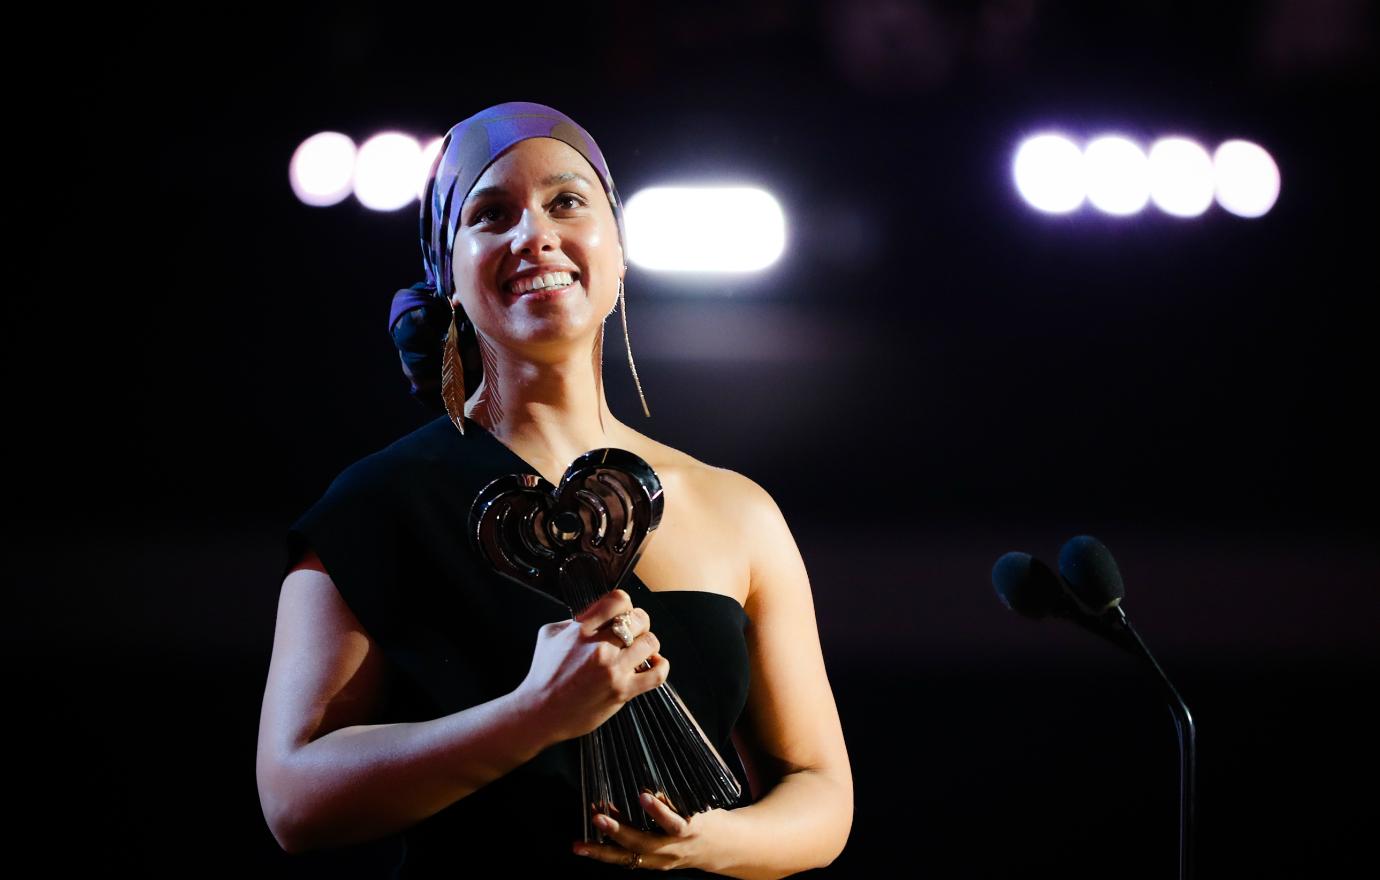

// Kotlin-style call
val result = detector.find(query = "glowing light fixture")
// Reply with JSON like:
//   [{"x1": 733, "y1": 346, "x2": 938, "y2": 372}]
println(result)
[
  {"x1": 1084, "y1": 136, "x2": 1150, "y2": 216},
  {"x1": 1213, "y1": 139, "x2": 1280, "y2": 218},
  {"x1": 353, "y1": 132, "x2": 425, "y2": 212},
  {"x1": 1013, "y1": 134, "x2": 1086, "y2": 214},
  {"x1": 289, "y1": 132, "x2": 357, "y2": 207},
  {"x1": 1148, "y1": 137, "x2": 1215, "y2": 218},
  {"x1": 624, "y1": 186, "x2": 786, "y2": 272}
]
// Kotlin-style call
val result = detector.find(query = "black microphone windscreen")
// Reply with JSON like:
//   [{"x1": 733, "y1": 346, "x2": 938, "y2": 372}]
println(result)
[
  {"x1": 992, "y1": 551, "x2": 1067, "y2": 619},
  {"x1": 1058, "y1": 535, "x2": 1125, "y2": 615}
]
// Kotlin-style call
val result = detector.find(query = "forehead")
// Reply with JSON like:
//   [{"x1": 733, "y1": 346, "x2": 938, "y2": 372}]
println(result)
[{"x1": 465, "y1": 137, "x2": 598, "y2": 202}]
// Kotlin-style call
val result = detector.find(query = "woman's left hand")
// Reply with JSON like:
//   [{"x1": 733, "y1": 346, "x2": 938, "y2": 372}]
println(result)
[{"x1": 573, "y1": 793, "x2": 728, "y2": 871}]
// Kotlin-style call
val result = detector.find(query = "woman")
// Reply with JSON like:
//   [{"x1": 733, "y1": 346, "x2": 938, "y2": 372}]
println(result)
[{"x1": 256, "y1": 102, "x2": 852, "y2": 877}]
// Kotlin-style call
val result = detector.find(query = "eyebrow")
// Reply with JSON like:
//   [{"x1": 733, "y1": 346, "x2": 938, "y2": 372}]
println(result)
[{"x1": 464, "y1": 172, "x2": 595, "y2": 206}]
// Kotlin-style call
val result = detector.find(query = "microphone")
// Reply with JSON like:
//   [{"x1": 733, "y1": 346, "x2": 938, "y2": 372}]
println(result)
[
  {"x1": 991, "y1": 535, "x2": 1196, "y2": 880},
  {"x1": 1057, "y1": 534, "x2": 1125, "y2": 616},
  {"x1": 991, "y1": 550, "x2": 1072, "y2": 620},
  {"x1": 990, "y1": 548, "x2": 1131, "y2": 651}
]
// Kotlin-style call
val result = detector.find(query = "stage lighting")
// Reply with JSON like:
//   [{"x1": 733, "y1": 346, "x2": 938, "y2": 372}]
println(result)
[
  {"x1": 289, "y1": 132, "x2": 357, "y2": 207},
  {"x1": 1084, "y1": 136, "x2": 1150, "y2": 216},
  {"x1": 1213, "y1": 140, "x2": 1280, "y2": 218},
  {"x1": 417, "y1": 137, "x2": 444, "y2": 201},
  {"x1": 1013, "y1": 134, "x2": 1085, "y2": 214},
  {"x1": 1148, "y1": 137, "x2": 1215, "y2": 218},
  {"x1": 624, "y1": 186, "x2": 786, "y2": 272},
  {"x1": 353, "y1": 132, "x2": 426, "y2": 212}
]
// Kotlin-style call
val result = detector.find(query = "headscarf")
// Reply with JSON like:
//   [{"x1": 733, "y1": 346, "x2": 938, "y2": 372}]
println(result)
[{"x1": 389, "y1": 101, "x2": 628, "y2": 410}]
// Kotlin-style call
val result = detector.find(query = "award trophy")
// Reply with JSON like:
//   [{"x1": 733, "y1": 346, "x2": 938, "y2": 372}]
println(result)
[{"x1": 469, "y1": 447, "x2": 743, "y2": 843}]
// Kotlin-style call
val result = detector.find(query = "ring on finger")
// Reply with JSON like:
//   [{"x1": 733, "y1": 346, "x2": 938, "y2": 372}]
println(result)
[
  {"x1": 610, "y1": 611, "x2": 636, "y2": 648},
  {"x1": 624, "y1": 850, "x2": 642, "y2": 869}
]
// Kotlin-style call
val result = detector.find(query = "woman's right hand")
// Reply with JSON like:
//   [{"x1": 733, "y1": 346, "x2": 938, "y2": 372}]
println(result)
[{"x1": 515, "y1": 589, "x2": 669, "y2": 744}]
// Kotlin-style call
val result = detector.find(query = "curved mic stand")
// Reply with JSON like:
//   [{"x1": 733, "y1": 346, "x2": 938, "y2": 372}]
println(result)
[
  {"x1": 1097, "y1": 607, "x2": 1196, "y2": 880},
  {"x1": 469, "y1": 448, "x2": 743, "y2": 845}
]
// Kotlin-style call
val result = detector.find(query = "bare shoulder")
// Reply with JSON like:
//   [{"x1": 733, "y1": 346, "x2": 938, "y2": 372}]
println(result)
[
  {"x1": 623, "y1": 430, "x2": 772, "y2": 520},
  {"x1": 620, "y1": 428, "x2": 783, "y2": 606}
]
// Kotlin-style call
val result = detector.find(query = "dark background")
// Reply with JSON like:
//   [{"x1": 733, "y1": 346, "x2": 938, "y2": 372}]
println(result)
[{"x1": 19, "y1": 1, "x2": 1377, "y2": 876}]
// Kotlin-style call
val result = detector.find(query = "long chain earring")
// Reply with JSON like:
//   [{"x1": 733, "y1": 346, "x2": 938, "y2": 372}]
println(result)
[
  {"x1": 441, "y1": 307, "x2": 467, "y2": 435},
  {"x1": 619, "y1": 277, "x2": 651, "y2": 418}
]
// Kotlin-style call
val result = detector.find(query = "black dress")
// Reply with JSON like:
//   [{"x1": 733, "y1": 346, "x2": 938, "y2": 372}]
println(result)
[{"x1": 281, "y1": 414, "x2": 756, "y2": 877}]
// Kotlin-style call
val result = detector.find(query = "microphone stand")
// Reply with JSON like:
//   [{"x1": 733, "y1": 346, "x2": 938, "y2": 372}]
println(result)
[{"x1": 1100, "y1": 606, "x2": 1196, "y2": 880}]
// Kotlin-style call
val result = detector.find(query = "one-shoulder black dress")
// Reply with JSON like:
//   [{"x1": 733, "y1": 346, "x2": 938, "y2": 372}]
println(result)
[{"x1": 281, "y1": 414, "x2": 756, "y2": 877}]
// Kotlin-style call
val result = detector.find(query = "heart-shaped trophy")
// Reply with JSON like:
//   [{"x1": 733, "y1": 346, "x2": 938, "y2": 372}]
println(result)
[{"x1": 469, "y1": 447, "x2": 743, "y2": 844}]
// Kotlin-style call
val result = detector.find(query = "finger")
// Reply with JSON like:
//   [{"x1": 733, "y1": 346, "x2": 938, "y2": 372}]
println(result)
[
  {"x1": 589, "y1": 811, "x2": 663, "y2": 855},
  {"x1": 576, "y1": 589, "x2": 634, "y2": 635},
  {"x1": 572, "y1": 840, "x2": 660, "y2": 869},
  {"x1": 632, "y1": 653, "x2": 670, "y2": 696},
  {"x1": 638, "y1": 791, "x2": 691, "y2": 836},
  {"x1": 621, "y1": 630, "x2": 660, "y2": 671},
  {"x1": 609, "y1": 607, "x2": 653, "y2": 649}
]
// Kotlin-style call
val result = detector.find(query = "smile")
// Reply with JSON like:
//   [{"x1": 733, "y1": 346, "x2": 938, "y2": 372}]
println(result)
[{"x1": 508, "y1": 270, "x2": 578, "y2": 295}]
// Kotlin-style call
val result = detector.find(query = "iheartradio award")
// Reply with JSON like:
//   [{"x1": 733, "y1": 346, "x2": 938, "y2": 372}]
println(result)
[{"x1": 469, "y1": 448, "x2": 743, "y2": 843}]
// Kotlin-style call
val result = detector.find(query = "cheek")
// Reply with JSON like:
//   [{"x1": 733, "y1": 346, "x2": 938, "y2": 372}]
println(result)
[{"x1": 451, "y1": 238, "x2": 498, "y2": 297}]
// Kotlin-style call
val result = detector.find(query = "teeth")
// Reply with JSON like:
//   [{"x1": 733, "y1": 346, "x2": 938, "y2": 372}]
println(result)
[{"x1": 510, "y1": 271, "x2": 575, "y2": 294}]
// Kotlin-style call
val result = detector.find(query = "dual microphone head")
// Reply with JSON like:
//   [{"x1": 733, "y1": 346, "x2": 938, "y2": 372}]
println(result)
[{"x1": 993, "y1": 535, "x2": 1133, "y2": 651}]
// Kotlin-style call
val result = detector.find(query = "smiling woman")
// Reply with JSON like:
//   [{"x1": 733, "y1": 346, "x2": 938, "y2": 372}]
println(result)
[{"x1": 256, "y1": 102, "x2": 853, "y2": 878}]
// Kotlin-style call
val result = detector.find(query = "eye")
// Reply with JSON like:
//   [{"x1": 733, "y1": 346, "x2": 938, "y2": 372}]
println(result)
[
  {"x1": 471, "y1": 194, "x2": 586, "y2": 226},
  {"x1": 472, "y1": 205, "x2": 504, "y2": 224}
]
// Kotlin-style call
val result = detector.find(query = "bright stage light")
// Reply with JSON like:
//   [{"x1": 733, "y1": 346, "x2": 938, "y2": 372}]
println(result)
[
  {"x1": 1084, "y1": 136, "x2": 1150, "y2": 215},
  {"x1": 624, "y1": 186, "x2": 786, "y2": 272},
  {"x1": 1013, "y1": 134, "x2": 1085, "y2": 213},
  {"x1": 417, "y1": 136, "x2": 444, "y2": 200},
  {"x1": 1214, "y1": 140, "x2": 1280, "y2": 218},
  {"x1": 353, "y1": 132, "x2": 426, "y2": 211},
  {"x1": 1148, "y1": 137, "x2": 1215, "y2": 217},
  {"x1": 289, "y1": 132, "x2": 357, "y2": 207}
]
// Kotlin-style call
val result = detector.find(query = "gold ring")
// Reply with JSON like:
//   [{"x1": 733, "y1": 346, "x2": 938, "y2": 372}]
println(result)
[{"x1": 624, "y1": 850, "x2": 642, "y2": 869}]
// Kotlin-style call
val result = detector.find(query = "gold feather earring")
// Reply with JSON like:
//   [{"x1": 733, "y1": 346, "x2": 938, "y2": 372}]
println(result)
[
  {"x1": 619, "y1": 277, "x2": 651, "y2": 418},
  {"x1": 442, "y1": 307, "x2": 467, "y2": 435}
]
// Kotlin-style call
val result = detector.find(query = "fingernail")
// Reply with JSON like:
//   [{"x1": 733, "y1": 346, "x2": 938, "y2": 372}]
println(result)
[{"x1": 573, "y1": 845, "x2": 589, "y2": 857}]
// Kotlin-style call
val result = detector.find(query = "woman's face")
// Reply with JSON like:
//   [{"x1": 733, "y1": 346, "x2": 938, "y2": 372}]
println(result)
[{"x1": 450, "y1": 137, "x2": 624, "y2": 358}]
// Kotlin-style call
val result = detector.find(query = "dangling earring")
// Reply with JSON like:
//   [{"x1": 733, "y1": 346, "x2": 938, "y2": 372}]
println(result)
[
  {"x1": 619, "y1": 277, "x2": 651, "y2": 418},
  {"x1": 442, "y1": 307, "x2": 467, "y2": 435}
]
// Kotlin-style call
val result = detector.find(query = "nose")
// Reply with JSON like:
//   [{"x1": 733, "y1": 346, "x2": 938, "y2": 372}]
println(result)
[{"x1": 510, "y1": 206, "x2": 560, "y2": 256}]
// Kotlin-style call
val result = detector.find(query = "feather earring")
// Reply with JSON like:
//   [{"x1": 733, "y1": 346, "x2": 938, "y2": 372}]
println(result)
[{"x1": 442, "y1": 308, "x2": 467, "y2": 435}]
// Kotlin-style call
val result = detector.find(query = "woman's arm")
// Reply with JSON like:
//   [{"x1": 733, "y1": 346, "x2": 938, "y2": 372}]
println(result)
[
  {"x1": 703, "y1": 472, "x2": 855, "y2": 878},
  {"x1": 579, "y1": 472, "x2": 855, "y2": 878},
  {"x1": 255, "y1": 549, "x2": 553, "y2": 854}
]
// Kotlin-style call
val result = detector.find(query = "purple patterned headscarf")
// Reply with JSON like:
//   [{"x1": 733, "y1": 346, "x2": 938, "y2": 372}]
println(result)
[{"x1": 389, "y1": 101, "x2": 627, "y2": 334}]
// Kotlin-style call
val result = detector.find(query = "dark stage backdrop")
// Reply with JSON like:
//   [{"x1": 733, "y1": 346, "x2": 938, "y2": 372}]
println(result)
[{"x1": 18, "y1": 2, "x2": 1377, "y2": 876}]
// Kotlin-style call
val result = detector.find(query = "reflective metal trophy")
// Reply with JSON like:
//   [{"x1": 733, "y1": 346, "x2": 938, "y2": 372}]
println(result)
[{"x1": 469, "y1": 448, "x2": 743, "y2": 843}]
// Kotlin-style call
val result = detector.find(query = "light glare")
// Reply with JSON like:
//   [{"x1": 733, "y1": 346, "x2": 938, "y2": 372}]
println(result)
[
  {"x1": 1013, "y1": 134, "x2": 1085, "y2": 213},
  {"x1": 289, "y1": 132, "x2": 357, "y2": 207},
  {"x1": 1214, "y1": 140, "x2": 1280, "y2": 218},
  {"x1": 1148, "y1": 137, "x2": 1215, "y2": 217},
  {"x1": 624, "y1": 186, "x2": 786, "y2": 272},
  {"x1": 1084, "y1": 136, "x2": 1150, "y2": 215},
  {"x1": 353, "y1": 132, "x2": 425, "y2": 212},
  {"x1": 417, "y1": 136, "x2": 444, "y2": 200}
]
